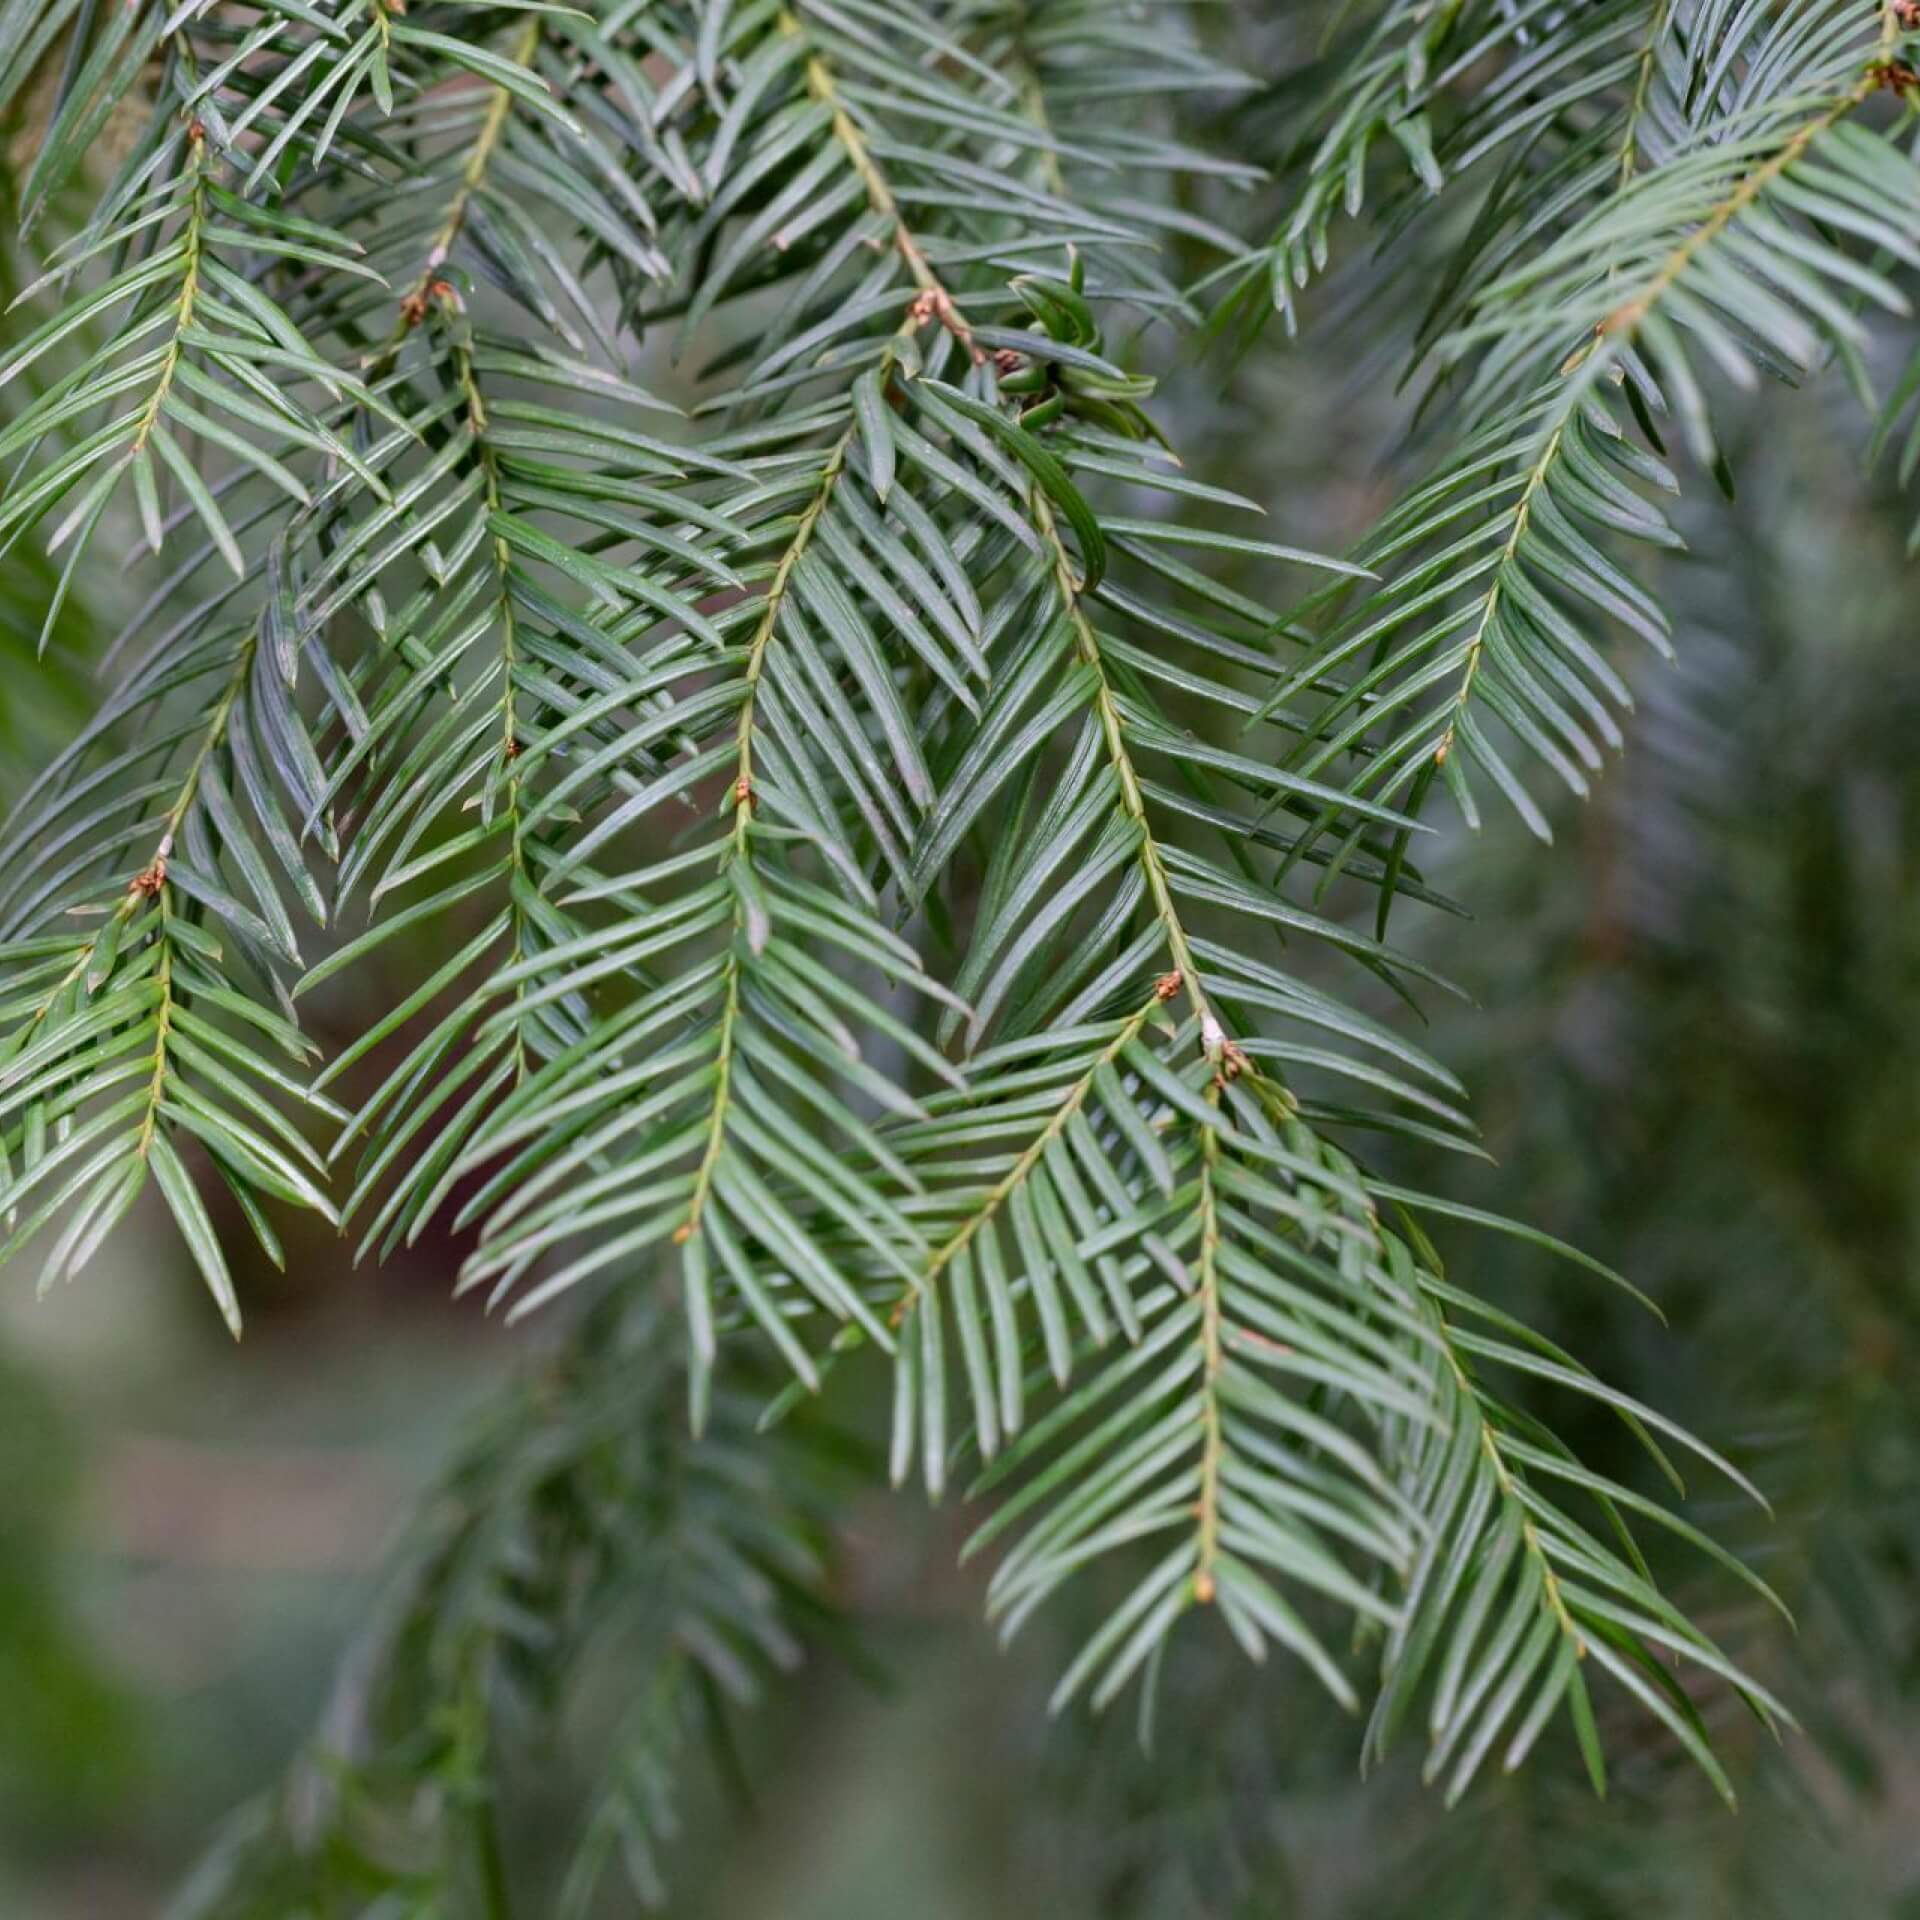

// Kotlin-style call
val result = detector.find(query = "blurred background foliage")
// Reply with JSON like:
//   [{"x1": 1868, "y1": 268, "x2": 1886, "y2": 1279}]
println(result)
[{"x1": 1, "y1": 4, "x2": 1917, "y2": 1916}]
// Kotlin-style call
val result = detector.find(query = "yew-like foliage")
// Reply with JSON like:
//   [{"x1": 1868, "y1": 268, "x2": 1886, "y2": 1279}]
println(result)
[{"x1": 2, "y1": 2, "x2": 1917, "y2": 1910}]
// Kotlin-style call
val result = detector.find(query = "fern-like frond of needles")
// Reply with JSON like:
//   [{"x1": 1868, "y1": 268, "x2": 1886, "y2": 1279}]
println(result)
[
  {"x1": 0, "y1": 0, "x2": 1831, "y2": 1827},
  {"x1": 1252, "y1": 1, "x2": 1920, "y2": 862}
]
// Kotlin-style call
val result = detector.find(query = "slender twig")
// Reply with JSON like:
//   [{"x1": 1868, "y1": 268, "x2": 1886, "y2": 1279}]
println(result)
[
  {"x1": 129, "y1": 125, "x2": 208, "y2": 458},
  {"x1": 1029, "y1": 486, "x2": 1222, "y2": 1057},
  {"x1": 1602, "y1": 55, "x2": 1887, "y2": 339},
  {"x1": 444, "y1": 328, "x2": 535, "y2": 1079},
  {"x1": 1432, "y1": 424, "x2": 1563, "y2": 769},
  {"x1": 793, "y1": 9, "x2": 982, "y2": 361},
  {"x1": 681, "y1": 18, "x2": 987, "y2": 1243},
  {"x1": 1191, "y1": 1102, "x2": 1225, "y2": 1604},
  {"x1": 1615, "y1": 0, "x2": 1672, "y2": 188},
  {"x1": 404, "y1": 18, "x2": 543, "y2": 321},
  {"x1": 892, "y1": 992, "x2": 1164, "y2": 1323},
  {"x1": 677, "y1": 398, "x2": 859, "y2": 1246}
]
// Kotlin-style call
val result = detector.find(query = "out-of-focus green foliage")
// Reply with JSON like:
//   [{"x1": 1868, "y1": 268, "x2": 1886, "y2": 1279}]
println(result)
[
  {"x1": 0, "y1": 1340, "x2": 136, "y2": 1831},
  {"x1": 170, "y1": 1292, "x2": 843, "y2": 1920}
]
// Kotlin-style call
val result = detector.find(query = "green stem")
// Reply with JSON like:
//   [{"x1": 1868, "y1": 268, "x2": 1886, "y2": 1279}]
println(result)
[
  {"x1": 681, "y1": 22, "x2": 985, "y2": 1244},
  {"x1": 1602, "y1": 65, "x2": 1880, "y2": 340},
  {"x1": 369, "y1": 15, "x2": 543, "y2": 372},
  {"x1": 348, "y1": 19, "x2": 544, "y2": 1076},
  {"x1": 1432, "y1": 422, "x2": 1564, "y2": 769},
  {"x1": 446, "y1": 331, "x2": 533, "y2": 1080},
  {"x1": 1029, "y1": 486, "x2": 1220, "y2": 1055},
  {"x1": 418, "y1": 18, "x2": 541, "y2": 307},
  {"x1": 1427, "y1": 1296, "x2": 1584, "y2": 1653},
  {"x1": 155, "y1": 630, "x2": 254, "y2": 861},
  {"x1": 130, "y1": 126, "x2": 208, "y2": 456},
  {"x1": 132, "y1": 635, "x2": 260, "y2": 1159},
  {"x1": 894, "y1": 991, "x2": 1163, "y2": 1322},
  {"x1": 135, "y1": 892, "x2": 175, "y2": 1160},
  {"x1": 1192, "y1": 1104, "x2": 1225, "y2": 1603},
  {"x1": 677, "y1": 396, "x2": 862, "y2": 1247},
  {"x1": 1615, "y1": 0, "x2": 1672, "y2": 188},
  {"x1": 792, "y1": 10, "x2": 980, "y2": 359},
  {"x1": 11, "y1": 632, "x2": 254, "y2": 1065}
]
